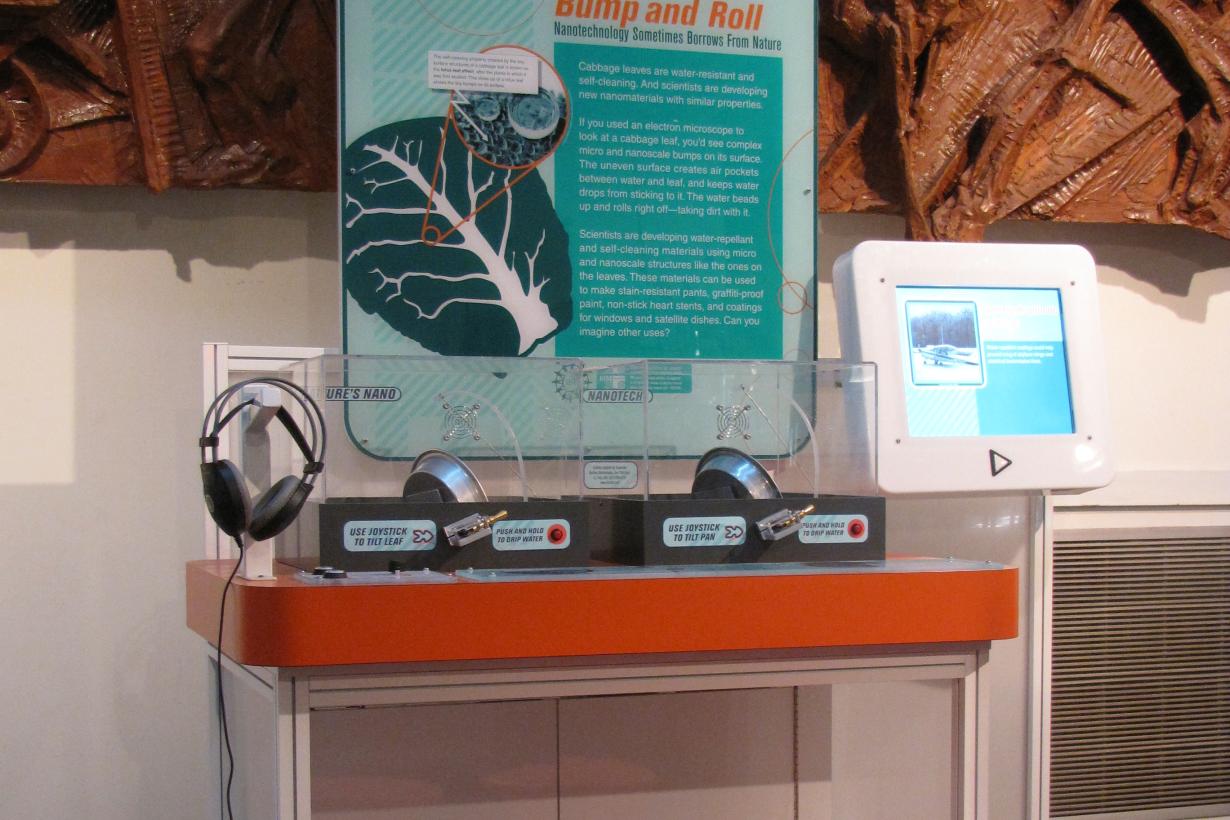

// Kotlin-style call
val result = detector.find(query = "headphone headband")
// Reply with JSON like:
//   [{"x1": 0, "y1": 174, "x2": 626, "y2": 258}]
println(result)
[
  {"x1": 201, "y1": 377, "x2": 326, "y2": 466},
  {"x1": 199, "y1": 377, "x2": 327, "y2": 541}
]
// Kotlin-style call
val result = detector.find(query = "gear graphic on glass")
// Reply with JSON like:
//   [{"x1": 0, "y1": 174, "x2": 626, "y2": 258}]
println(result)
[
  {"x1": 715, "y1": 404, "x2": 751, "y2": 440},
  {"x1": 553, "y1": 365, "x2": 580, "y2": 401},
  {"x1": 440, "y1": 396, "x2": 482, "y2": 441}
]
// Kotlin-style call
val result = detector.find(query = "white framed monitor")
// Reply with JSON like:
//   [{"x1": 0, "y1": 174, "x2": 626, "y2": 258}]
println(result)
[{"x1": 833, "y1": 241, "x2": 1114, "y2": 494}]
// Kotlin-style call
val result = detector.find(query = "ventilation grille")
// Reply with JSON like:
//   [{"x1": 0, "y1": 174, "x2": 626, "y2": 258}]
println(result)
[{"x1": 1050, "y1": 535, "x2": 1230, "y2": 817}]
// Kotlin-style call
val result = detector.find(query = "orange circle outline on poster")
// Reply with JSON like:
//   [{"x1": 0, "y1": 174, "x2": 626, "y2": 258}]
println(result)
[
  {"x1": 767, "y1": 128, "x2": 815, "y2": 316},
  {"x1": 414, "y1": 0, "x2": 547, "y2": 37},
  {"x1": 777, "y1": 280, "x2": 809, "y2": 314},
  {"x1": 422, "y1": 45, "x2": 570, "y2": 246}
]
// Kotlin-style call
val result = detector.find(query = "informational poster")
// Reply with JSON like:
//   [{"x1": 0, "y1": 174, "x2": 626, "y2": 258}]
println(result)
[
  {"x1": 340, "y1": 1, "x2": 816, "y2": 457},
  {"x1": 342, "y1": 0, "x2": 815, "y2": 360}
]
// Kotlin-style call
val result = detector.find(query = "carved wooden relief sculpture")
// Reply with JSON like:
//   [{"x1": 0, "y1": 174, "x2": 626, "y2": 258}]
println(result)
[
  {"x1": 818, "y1": 0, "x2": 1230, "y2": 240},
  {"x1": 0, "y1": 0, "x2": 140, "y2": 183},
  {"x1": 0, "y1": 0, "x2": 335, "y2": 189},
  {"x1": 4, "y1": 0, "x2": 1229, "y2": 243}
]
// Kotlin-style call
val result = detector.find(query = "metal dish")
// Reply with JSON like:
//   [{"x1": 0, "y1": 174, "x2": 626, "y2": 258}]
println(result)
[
  {"x1": 402, "y1": 449, "x2": 488, "y2": 503},
  {"x1": 691, "y1": 447, "x2": 781, "y2": 500}
]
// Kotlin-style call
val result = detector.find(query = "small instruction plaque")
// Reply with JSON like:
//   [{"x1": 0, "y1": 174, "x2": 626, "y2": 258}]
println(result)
[
  {"x1": 798, "y1": 515, "x2": 868, "y2": 544},
  {"x1": 584, "y1": 461, "x2": 639, "y2": 490},
  {"x1": 492, "y1": 519, "x2": 571, "y2": 551},
  {"x1": 344, "y1": 520, "x2": 437, "y2": 551},
  {"x1": 663, "y1": 516, "x2": 747, "y2": 547}
]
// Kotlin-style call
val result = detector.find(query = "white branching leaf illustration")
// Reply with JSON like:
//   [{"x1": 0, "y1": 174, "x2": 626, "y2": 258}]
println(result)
[{"x1": 344, "y1": 134, "x2": 558, "y2": 355}]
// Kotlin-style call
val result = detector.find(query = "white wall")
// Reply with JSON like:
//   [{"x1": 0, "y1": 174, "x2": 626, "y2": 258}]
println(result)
[
  {"x1": 0, "y1": 183, "x2": 1226, "y2": 819},
  {"x1": 0, "y1": 185, "x2": 339, "y2": 819}
]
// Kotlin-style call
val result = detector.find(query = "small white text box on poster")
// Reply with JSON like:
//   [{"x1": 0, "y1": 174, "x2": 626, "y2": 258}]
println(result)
[{"x1": 428, "y1": 51, "x2": 538, "y2": 94}]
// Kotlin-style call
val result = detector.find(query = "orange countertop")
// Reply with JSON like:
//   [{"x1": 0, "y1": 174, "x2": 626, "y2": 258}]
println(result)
[{"x1": 186, "y1": 559, "x2": 1018, "y2": 668}]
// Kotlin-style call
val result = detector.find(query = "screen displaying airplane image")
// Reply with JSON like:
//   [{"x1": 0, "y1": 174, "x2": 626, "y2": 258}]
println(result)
[
  {"x1": 896, "y1": 286, "x2": 1075, "y2": 437},
  {"x1": 904, "y1": 300, "x2": 984, "y2": 386}
]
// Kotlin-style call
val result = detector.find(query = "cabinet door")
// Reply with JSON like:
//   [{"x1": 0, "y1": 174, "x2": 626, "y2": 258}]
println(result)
[
  {"x1": 799, "y1": 681, "x2": 954, "y2": 820},
  {"x1": 560, "y1": 688, "x2": 796, "y2": 819},
  {"x1": 311, "y1": 699, "x2": 558, "y2": 819}
]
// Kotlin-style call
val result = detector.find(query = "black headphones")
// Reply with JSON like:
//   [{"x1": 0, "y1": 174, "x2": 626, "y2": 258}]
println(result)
[{"x1": 199, "y1": 377, "x2": 326, "y2": 541}]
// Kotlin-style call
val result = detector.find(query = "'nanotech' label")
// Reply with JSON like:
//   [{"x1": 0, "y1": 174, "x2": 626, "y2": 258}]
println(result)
[{"x1": 663, "y1": 516, "x2": 747, "y2": 547}]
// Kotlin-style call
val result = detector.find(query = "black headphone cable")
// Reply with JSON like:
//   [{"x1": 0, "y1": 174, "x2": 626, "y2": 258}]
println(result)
[
  {"x1": 201, "y1": 376, "x2": 327, "y2": 818},
  {"x1": 216, "y1": 537, "x2": 243, "y2": 820}
]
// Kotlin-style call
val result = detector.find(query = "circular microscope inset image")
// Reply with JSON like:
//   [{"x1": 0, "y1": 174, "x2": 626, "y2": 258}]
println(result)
[
  {"x1": 471, "y1": 94, "x2": 504, "y2": 122},
  {"x1": 450, "y1": 48, "x2": 568, "y2": 169},
  {"x1": 508, "y1": 91, "x2": 561, "y2": 140}
]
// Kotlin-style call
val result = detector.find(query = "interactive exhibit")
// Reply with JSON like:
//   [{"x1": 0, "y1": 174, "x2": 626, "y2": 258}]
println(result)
[
  {"x1": 201, "y1": 241, "x2": 1112, "y2": 582},
  {"x1": 210, "y1": 356, "x2": 885, "y2": 580},
  {"x1": 834, "y1": 240, "x2": 1114, "y2": 495},
  {"x1": 186, "y1": 3, "x2": 1115, "y2": 817},
  {"x1": 190, "y1": 241, "x2": 1110, "y2": 817}
]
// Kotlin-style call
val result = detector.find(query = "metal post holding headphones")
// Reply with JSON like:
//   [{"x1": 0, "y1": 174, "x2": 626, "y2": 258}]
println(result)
[{"x1": 199, "y1": 377, "x2": 327, "y2": 542}]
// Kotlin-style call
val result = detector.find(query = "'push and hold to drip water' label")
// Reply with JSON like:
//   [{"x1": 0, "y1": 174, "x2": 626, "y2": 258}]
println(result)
[
  {"x1": 798, "y1": 515, "x2": 868, "y2": 543},
  {"x1": 493, "y1": 519, "x2": 572, "y2": 551}
]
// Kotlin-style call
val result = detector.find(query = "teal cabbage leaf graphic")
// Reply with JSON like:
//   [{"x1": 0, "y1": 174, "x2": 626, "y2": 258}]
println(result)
[{"x1": 343, "y1": 118, "x2": 572, "y2": 356}]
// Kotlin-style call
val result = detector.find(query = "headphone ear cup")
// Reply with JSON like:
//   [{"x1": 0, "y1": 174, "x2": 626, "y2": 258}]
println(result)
[
  {"x1": 249, "y1": 475, "x2": 312, "y2": 541},
  {"x1": 201, "y1": 460, "x2": 251, "y2": 538}
]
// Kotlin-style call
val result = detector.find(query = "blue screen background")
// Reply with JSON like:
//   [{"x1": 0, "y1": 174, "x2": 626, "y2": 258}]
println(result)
[{"x1": 897, "y1": 287, "x2": 1075, "y2": 437}]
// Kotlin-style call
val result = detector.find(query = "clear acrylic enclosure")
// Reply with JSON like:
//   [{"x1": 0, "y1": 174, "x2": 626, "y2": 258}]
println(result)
[
  {"x1": 282, "y1": 354, "x2": 586, "y2": 501},
  {"x1": 581, "y1": 359, "x2": 876, "y2": 498},
  {"x1": 269, "y1": 355, "x2": 872, "y2": 502},
  {"x1": 578, "y1": 359, "x2": 653, "y2": 497}
]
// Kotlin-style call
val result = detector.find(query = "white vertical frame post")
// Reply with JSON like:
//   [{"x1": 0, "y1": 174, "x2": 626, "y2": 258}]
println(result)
[
  {"x1": 795, "y1": 683, "x2": 835, "y2": 820},
  {"x1": 203, "y1": 343, "x2": 233, "y2": 560},
  {"x1": 239, "y1": 535, "x2": 275, "y2": 580},
  {"x1": 1030, "y1": 495, "x2": 1053, "y2": 820},
  {"x1": 274, "y1": 674, "x2": 312, "y2": 820},
  {"x1": 200, "y1": 343, "x2": 329, "y2": 562},
  {"x1": 953, "y1": 649, "x2": 989, "y2": 820}
]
